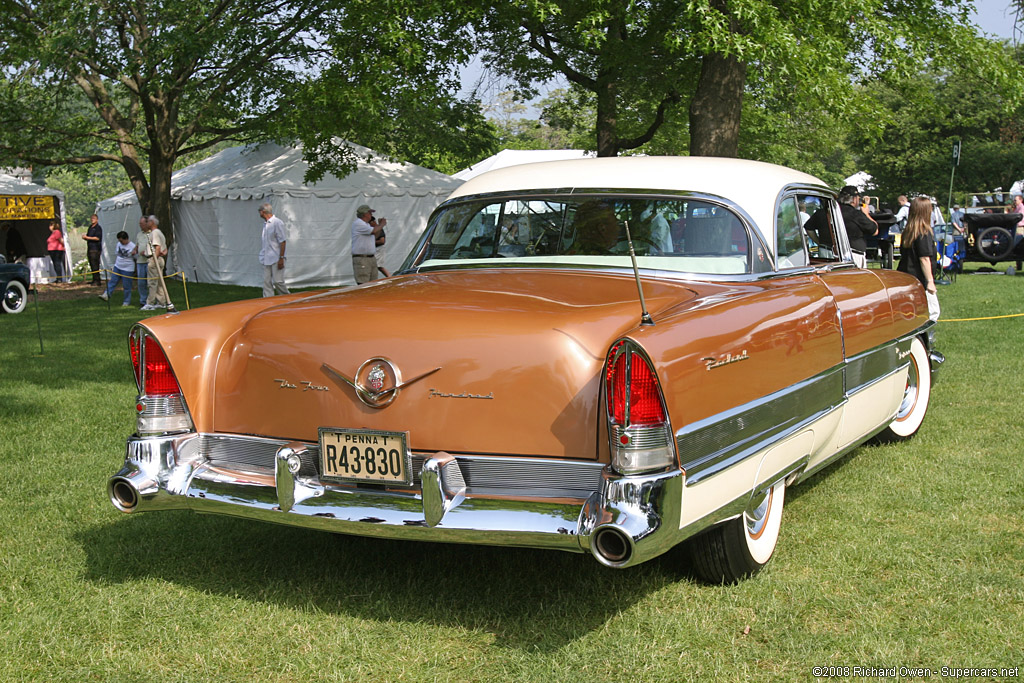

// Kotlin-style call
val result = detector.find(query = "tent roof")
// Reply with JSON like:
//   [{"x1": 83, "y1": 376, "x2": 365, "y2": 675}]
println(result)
[
  {"x1": 453, "y1": 149, "x2": 592, "y2": 181},
  {"x1": 97, "y1": 142, "x2": 462, "y2": 210},
  {"x1": 0, "y1": 174, "x2": 64, "y2": 197}
]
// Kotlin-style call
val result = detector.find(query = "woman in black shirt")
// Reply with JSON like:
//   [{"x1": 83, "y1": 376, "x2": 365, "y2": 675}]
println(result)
[{"x1": 897, "y1": 197, "x2": 939, "y2": 321}]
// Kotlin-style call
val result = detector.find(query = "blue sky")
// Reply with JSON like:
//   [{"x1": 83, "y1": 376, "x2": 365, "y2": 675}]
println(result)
[{"x1": 972, "y1": 0, "x2": 1017, "y2": 38}]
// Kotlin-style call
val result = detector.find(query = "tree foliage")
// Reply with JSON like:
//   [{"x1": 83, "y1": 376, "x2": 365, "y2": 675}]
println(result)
[
  {"x1": 471, "y1": 0, "x2": 993, "y2": 160},
  {"x1": 0, "y1": 0, "x2": 348, "y2": 242},
  {"x1": 852, "y1": 40, "x2": 1024, "y2": 206},
  {"x1": 0, "y1": 0, "x2": 496, "y2": 243}
]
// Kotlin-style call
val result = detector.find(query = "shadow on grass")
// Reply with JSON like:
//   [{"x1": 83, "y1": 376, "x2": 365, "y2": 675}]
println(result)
[{"x1": 77, "y1": 510, "x2": 691, "y2": 651}]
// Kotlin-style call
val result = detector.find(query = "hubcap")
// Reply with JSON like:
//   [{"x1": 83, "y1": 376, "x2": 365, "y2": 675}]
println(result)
[
  {"x1": 745, "y1": 488, "x2": 772, "y2": 539},
  {"x1": 4, "y1": 288, "x2": 23, "y2": 310},
  {"x1": 896, "y1": 356, "x2": 919, "y2": 421}
]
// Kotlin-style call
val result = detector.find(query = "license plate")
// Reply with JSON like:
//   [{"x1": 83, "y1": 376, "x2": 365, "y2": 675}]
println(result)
[{"x1": 318, "y1": 428, "x2": 411, "y2": 485}]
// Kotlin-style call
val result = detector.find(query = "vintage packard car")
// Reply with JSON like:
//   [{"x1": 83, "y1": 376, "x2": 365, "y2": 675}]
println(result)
[{"x1": 108, "y1": 157, "x2": 942, "y2": 582}]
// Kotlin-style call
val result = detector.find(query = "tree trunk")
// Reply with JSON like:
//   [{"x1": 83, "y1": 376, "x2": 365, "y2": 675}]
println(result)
[
  {"x1": 147, "y1": 152, "x2": 176, "y2": 247},
  {"x1": 688, "y1": 52, "x2": 747, "y2": 157},
  {"x1": 595, "y1": 75, "x2": 619, "y2": 157}
]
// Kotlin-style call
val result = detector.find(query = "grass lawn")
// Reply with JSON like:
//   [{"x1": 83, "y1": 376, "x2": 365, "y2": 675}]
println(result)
[{"x1": 0, "y1": 268, "x2": 1021, "y2": 682}]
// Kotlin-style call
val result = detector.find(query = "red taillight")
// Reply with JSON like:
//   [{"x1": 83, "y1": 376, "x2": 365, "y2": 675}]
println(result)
[
  {"x1": 606, "y1": 343, "x2": 666, "y2": 426},
  {"x1": 627, "y1": 357, "x2": 665, "y2": 424},
  {"x1": 143, "y1": 336, "x2": 180, "y2": 396}
]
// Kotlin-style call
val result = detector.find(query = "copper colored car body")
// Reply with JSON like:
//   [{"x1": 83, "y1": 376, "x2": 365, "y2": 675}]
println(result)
[{"x1": 108, "y1": 157, "x2": 941, "y2": 582}]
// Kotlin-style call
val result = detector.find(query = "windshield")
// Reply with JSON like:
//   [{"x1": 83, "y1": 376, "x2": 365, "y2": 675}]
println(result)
[{"x1": 404, "y1": 195, "x2": 764, "y2": 276}]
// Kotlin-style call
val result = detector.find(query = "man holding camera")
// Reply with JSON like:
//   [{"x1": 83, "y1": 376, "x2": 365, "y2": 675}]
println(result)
[{"x1": 351, "y1": 204, "x2": 387, "y2": 284}]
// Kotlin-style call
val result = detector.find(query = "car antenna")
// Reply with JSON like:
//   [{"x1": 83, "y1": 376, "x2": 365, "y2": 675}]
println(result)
[{"x1": 622, "y1": 220, "x2": 654, "y2": 326}]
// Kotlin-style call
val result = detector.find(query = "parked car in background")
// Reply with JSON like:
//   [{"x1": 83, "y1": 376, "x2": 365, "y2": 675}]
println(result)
[
  {"x1": 108, "y1": 157, "x2": 942, "y2": 583},
  {"x1": 963, "y1": 211, "x2": 1024, "y2": 268},
  {"x1": 0, "y1": 254, "x2": 30, "y2": 314}
]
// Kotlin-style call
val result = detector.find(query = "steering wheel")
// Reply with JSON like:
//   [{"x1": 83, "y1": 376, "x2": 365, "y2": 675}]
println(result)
[{"x1": 613, "y1": 236, "x2": 662, "y2": 255}]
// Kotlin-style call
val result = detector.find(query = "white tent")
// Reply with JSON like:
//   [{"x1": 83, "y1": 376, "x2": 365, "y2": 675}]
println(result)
[
  {"x1": 1, "y1": 174, "x2": 70, "y2": 283},
  {"x1": 96, "y1": 142, "x2": 463, "y2": 287},
  {"x1": 453, "y1": 149, "x2": 591, "y2": 181}
]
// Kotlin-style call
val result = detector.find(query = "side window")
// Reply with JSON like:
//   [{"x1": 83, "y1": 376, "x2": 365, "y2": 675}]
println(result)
[
  {"x1": 799, "y1": 194, "x2": 841, "y2": 262},
  {"x1": 776, "y1": 196, "x2": 808, "y2": 268}
]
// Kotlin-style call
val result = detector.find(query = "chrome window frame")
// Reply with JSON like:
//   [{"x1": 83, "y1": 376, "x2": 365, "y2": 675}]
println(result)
[{"x1": 399, "y1": 188, "x2": 775, "y2": 279}]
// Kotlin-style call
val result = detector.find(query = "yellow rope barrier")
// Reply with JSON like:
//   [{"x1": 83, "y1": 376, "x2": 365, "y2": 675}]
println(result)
[
  {"x1": 940, "y1": 312, "x2": 1024, "y2": 322},
  {"x1": 67, "y1": 268, "x2": 191, "y2": 310}
]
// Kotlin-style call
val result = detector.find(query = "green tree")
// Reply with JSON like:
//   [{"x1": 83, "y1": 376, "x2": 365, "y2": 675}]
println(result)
[
  {"x1": 852, "y1": 41, "x2": 1024, "y2": 205},
  {"x1": 0, "y1": 0, "x2": 495, "y2": 244},
  {"x1": 44, "y1": 165, "x2": 128, "y2": 230},
  {"x1": 473, "y1": 0, "x2": 991, "y2": 159}
]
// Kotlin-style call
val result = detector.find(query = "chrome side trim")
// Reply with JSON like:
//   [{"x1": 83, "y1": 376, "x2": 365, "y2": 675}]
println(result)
[
  {"x1": 677, "y1": 367, "x2": 845, "y2": 485},
  {"x1": 845, "y1": 340, "x2": 903, "y2": 396}
]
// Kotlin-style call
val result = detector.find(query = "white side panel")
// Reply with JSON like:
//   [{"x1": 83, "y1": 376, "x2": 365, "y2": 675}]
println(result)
[
  {"x1": 838, "y1": 370, "x2": 906, "y2": 447},
  {"x1": 678, "y1": 427, "x2": 817, "y2": 530}
]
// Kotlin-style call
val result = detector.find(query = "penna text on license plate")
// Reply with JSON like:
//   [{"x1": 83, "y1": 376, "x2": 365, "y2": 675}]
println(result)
[{"x1": 318, "y1": 428, "x2": 412, "y2": 485}]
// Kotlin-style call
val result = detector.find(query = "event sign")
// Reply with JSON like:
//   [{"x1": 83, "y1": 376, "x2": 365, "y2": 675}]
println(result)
[{"x1": 1, "y1": 194, "x2": 56, "y2": 220}]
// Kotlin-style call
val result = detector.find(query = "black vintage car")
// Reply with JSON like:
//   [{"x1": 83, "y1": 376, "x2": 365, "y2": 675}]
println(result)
[
  {"x1": 963, "y1": 212, "x2": 1024, "y2": 267},
  {"x1": 0, "y1": 255, "x2": 30, "y2": 314}
]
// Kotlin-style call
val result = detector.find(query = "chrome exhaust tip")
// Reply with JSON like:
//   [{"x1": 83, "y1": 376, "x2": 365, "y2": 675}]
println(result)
[
  {"x1": 592, "y1": 526, "x2": 634, "y2": 566},
  {"x1": 109, "y1": 476, "x2": 140, "y2": 512}
]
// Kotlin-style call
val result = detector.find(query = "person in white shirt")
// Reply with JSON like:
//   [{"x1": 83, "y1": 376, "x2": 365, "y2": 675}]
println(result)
[
  {"x1": 894, "y1": 195, "x2": 910, "y2": 227},
  {"x1": 351, "y1": 204, "x2": 386, "y2": 284},
  {"x1": 98, "y1": 231, "x2": 137, "y2": 306},
  {"x1": 258, "y1": 203, "x2": 289, "y2": 297}
]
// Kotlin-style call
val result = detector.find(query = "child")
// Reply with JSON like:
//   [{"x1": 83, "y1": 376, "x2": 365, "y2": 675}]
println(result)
[{"x1": 99, "y1": 231, "x2": 137, "y2": 307}]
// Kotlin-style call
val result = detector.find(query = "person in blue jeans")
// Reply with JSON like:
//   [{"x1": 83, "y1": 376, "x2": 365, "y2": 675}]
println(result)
[
  {"x1": 98, "y1": 231, "x2": 136, "y2": 306},
  {"x1": 132, "y1": 215, "x2": 150, "y2": 306}
]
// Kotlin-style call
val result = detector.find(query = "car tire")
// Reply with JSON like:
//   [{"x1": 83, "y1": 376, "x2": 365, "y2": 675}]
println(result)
[
  {"x1": 2, "y1": 280, "x2": 28, "y2": 314},
  {"x1": 976, "y1": 227, "x2": 1013, "y2": 261},
  {"x1": 874, "y1": 336, "x2": 931, "y2": 442},
  {"x1": 688, "y1": 479, "x2": 786, "y2": 583}
]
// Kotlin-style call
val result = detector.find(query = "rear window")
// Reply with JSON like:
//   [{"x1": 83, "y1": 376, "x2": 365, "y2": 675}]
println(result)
[{"x1": 405, "y1": 195, "x2": 763, "y2": 276}]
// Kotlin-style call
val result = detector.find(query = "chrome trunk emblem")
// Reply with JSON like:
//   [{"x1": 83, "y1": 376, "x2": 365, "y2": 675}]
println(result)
[{"x1": 321, "y1": 359, "x2": 441, "y2": 409}]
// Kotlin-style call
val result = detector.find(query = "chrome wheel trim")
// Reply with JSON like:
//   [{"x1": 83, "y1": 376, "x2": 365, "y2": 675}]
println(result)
[
  {"x1": 896, "y1": 354, "x2": 920, "y2": 421},
  {"x1": 2, "y1": 281, "x2": 27, "y2": 313},
  {"x1": 743, "y1": 481, "x2": 785, "y2": 566}
]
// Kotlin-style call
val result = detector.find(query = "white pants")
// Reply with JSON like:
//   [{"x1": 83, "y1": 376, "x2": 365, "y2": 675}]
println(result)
[
  {"x1": 263, "y1": 264, "x2": 289, "y2": 297},
  {"x1": 926, "y1": 290, "x2": 940, "y2": 322},
  {"x1": 852, "y1": 251, "x2": 867, "y2": 268}
]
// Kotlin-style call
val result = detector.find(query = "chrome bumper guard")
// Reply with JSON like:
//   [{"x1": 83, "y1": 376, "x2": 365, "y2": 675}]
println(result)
[{"x1": 108, "y1": 433, "x2": 686, "y2": 568}]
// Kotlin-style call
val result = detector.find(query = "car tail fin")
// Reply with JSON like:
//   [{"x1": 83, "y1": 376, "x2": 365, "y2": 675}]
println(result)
[
  {"x1": 604, "y1": 339, "x2": 676, "y2": 475},
  {"x1": 129, "y1": 325, "x2": 193, "y2": 435}
]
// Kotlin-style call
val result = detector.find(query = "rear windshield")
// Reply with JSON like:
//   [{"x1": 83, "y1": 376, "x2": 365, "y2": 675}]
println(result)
[{"x1": 404, "y1": 195, "x2": 764, "y2": 275}]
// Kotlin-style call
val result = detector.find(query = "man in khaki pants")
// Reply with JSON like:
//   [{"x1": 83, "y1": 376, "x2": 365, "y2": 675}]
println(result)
[
  {"x1": 141, "y1": 216, "x2": 173, "y2": 311},
  {"x1": 351, "y1": 204, "x2": 387, "y2": 284}
]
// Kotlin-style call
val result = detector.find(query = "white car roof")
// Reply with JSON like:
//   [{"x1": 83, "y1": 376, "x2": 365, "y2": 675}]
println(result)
[{"x1": 449, "y1": 156, "x2": 830, "y2": 247}]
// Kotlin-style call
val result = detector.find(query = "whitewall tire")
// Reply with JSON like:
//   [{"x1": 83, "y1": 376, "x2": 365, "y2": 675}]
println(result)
[
  {"x1": 689, "y1": 480, "x2": 786, "y2": 583},
  {"x1": 875, "y1": 336, "x2": 931, "y2": 442},
  {"x1": 2, "y1": 280, "x2": 27, "y2": 314}
]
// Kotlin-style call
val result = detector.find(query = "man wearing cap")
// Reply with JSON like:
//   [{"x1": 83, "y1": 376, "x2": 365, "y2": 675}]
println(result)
[
  {"x1": 839, "y1": 185, "x2": 877, "y2": 268},
  {"x1": 949, "y1": 204, "x2": 965, "y2": 235},
  {"x1": 351, "y1": 204, "x2": 387, "y2": 284}
]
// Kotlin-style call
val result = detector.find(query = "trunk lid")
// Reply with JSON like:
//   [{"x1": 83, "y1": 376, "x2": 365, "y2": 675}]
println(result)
[{"x1": 213, "y1": 269, "x2": 696, "y2": 459}]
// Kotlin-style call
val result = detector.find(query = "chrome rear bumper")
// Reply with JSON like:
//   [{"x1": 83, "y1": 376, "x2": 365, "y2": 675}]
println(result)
[{"x1": 108, "y1": 433, "x2": 686, "y2": 568}]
